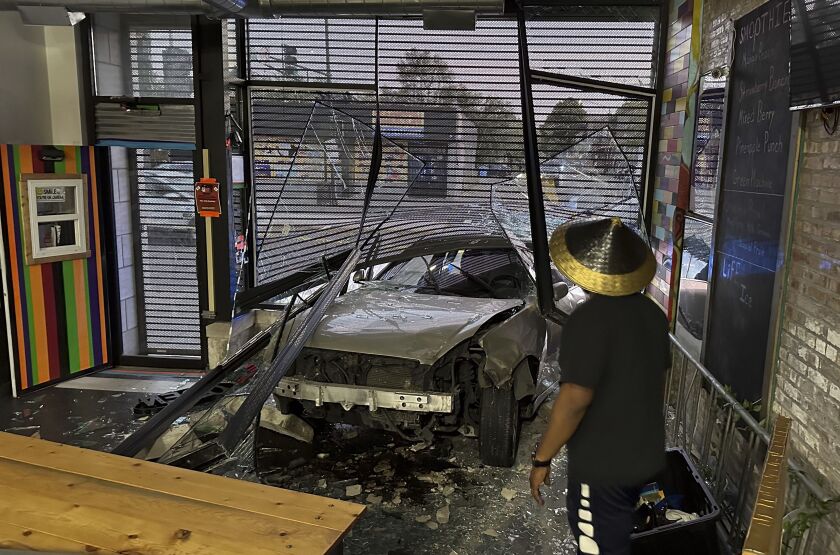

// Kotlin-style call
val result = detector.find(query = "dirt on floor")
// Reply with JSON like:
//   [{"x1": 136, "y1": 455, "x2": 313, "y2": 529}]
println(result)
[{"x1": 253, "y1": 399, "x2": 577, "y2": 555}]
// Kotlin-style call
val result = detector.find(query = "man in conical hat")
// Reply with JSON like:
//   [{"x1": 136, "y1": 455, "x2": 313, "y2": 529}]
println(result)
[{"x1": 529, "y1": 217, "x2": 670, "y2": 555}]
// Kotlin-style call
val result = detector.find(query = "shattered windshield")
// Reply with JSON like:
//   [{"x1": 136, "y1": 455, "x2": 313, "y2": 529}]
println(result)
[{"x1": 377, "y1": 248, "x2": 533, "y2": 300}]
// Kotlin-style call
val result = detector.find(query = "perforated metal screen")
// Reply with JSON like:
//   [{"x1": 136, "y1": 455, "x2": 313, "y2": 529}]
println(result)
[
  {"x1": 128, "y1": 18, "x2": 194, "y2": 98},
  {"x1": 690, "y1": 86, "x2": 725, "y2": 218},
  {"x1": 791, "y1": 0, "x2": 840, "y2": 109},
  {"x1": 122, "y1": 21, "x2": 201, "y2": 355},
  {"x1": 525, "y1": 6, "x2": 659, "y2": 88},
  {"x1": 133, "y1": 150, "x2": 201, "y2": 355},
  {"x1": 249, "y1": 18, "x2": 377, "y2": 84},
  {"x1": 246, "y1": 11, "x2": 659, "y2": 289}
]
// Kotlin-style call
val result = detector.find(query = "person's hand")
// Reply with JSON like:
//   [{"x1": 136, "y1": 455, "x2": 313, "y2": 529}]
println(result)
[{"x1": 529, "y1": 465, "x2": 551, "y2": 506}]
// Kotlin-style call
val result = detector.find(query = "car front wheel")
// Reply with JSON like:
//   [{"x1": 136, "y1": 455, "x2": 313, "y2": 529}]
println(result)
[{"x1": 479, "y1": 385, "x2": 520, "y2": 467}]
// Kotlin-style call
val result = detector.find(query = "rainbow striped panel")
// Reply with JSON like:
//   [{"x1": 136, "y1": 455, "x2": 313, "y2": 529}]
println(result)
[{"x1": 1, "y1": 145, "x2": 110, "y2": 392}]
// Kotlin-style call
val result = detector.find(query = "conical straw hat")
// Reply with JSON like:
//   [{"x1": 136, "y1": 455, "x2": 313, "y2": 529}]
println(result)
[{"x1": 549, "y1": 217, "x2": 656, "y2": 297}]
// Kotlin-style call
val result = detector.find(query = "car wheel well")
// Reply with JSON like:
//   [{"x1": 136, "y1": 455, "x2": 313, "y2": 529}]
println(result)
[{"x1": 527, "y1": 356, "x2": 540, "y2": 385}]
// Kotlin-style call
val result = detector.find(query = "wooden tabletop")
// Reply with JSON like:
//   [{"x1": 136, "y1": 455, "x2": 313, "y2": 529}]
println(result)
[{"x1": 0, "y1": 431, "x2": 364, "y2": 554}]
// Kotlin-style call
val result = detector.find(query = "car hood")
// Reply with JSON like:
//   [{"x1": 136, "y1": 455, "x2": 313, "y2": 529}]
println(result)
[{"x1": 303, "y1": 283, "x2": 523, "y2": 365}]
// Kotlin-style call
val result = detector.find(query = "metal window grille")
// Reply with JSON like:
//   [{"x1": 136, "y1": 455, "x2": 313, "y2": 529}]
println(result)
[
  {"x1": 524, "y1": 6, "x2": 660, "y2": 88},
  {"x1": 132, "y1": 149, "x2": 201, "y2": 355},
  {"x1": 122, "y1": 21, "x2": 201, "y2": 356},
  {"x1": 690, "y1": 87, "x2": 725, "y2": 218},
  {"x1": 790, "y1": 0, "x2": 840, "y2": 109},
  {"x1": 248, "y1": 18, "x2": 377, "y2": 84},
  {"x1": 95, "y1": 103, "x2": 196, "y2": 145},
  {"x1": 92, "y1": 16, "x2": 196, "y2": 145},
  {"x1": 246, "y1": 12, "x2": 658, "y2": 288},
  {"x1": 128, "y1": 18, "x2": 194, "y2": 98}
]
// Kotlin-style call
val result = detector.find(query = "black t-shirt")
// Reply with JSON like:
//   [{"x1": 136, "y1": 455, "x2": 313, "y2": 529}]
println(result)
[{"x1": 558, "y1": 293, "x2": 670, "y2": 486}]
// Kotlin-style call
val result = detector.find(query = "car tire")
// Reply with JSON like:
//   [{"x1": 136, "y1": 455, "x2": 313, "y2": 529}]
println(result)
[{"x1": 479, "y1": 385, "x2": 520, "y2": 467}]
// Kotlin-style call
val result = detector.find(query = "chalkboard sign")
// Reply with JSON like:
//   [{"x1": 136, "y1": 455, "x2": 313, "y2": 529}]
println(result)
[{"x1": 705, "y1": 0, "x2": 791, "y2": 402}]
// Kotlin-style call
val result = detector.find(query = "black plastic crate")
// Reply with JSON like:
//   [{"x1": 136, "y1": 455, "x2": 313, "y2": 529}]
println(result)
[{"x1": 631, "y1": 448, "x2": 721, "y2": 555}]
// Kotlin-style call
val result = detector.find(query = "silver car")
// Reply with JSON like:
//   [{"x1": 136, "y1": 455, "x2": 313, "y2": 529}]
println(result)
[{"x1": 273, "y1": 246, "x2": 584, "y2": 467}]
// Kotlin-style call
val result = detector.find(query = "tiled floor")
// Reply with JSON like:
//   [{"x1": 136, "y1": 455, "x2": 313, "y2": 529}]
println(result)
[{"x1": 0, "y1": 368, "x2": 199, "y2": 451}]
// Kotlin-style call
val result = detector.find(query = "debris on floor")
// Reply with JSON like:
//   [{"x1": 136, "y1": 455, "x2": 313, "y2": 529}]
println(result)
[
  {"x1": 145, "y1": 422, "x2": 194, "y2": 460},
  {"x1": 251, "y1": 402, "x2": 578, "y2": 555},
  {"x1": 259, "y1": 407, "x2": 314, "y2": 443},
  {"x1": 3, "y1": 425, "x2": 40, "y2": 438},
  {"x1": 0, "y1": 379, "x2": 578, "y2": 554},
  {"x1": 501, "y1": 487, "x2": 517, "y2": 502},
  {"x1": 436, "y1": 504, "x2": 450, "y2": 524},
  {"x1": 2, "y1": 389, "x2": 146, "y2": 453}
]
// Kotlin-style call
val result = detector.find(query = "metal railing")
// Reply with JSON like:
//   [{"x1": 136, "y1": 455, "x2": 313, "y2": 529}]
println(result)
[{"x1": 665, "y1": 336, "x2": 834, "y2": 554}]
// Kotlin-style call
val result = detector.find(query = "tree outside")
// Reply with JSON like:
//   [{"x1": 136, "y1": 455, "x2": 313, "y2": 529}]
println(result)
[
  {"x1": 538, "y1": 98, "x2": 592, "y2": 159},
  {"x1": 388, "y1": 48, "x2": 459, "y2": 106},
  {"x1": 384, "y1": 49, "x2": 523, "y2": 172},
  {"x1": 382, "y1": 52, "x2": 647, "y2": 179},
  {"x1": 471, "y1": 97, "x2": 522, "y2": 170},
  {"x1": 607, "y1": 99, "x2": 647, "y2": 161}
]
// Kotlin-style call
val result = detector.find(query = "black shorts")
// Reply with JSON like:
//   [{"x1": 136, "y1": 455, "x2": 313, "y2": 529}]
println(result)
[{"x1": 566, "y1": 479, "x2": 643, "y2": 555}]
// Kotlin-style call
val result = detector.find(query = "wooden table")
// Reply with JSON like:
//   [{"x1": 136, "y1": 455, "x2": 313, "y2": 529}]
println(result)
[{"x1": 0, "y1": 432, "x2": 364, "y2": 554}]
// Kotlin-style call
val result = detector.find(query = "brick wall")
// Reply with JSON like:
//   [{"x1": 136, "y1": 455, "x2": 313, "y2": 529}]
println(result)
[
  {"x1": 772, "y1": 110, "x2": 840, "y2": 554},
  {"x1": 110, "y1": 147, "x2": 140, "y2": 355},
  {"x1": 699, "y1": 0, "x2": 766, "y2": 73},
  {"x1": 690, "y1": 0, "x2": 840, "y2": 549}
]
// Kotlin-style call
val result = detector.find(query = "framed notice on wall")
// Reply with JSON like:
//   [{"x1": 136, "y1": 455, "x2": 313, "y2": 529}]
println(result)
[{"x1": 19, "y1": 174, "x2": 91, "y2": 265}]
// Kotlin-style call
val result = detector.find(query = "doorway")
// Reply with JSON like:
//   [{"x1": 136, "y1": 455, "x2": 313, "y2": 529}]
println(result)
[{"x1": 110, "y1": 146, "x2": 202, "y2": 365}]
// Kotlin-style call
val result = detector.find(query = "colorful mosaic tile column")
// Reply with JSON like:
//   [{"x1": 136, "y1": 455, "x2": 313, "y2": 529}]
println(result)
[{"x1": 648, "y1": 0, "x2": 703, "y2": 321}]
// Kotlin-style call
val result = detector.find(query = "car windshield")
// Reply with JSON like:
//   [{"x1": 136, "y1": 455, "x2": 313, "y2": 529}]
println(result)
[{"x1": 378, "y1": 249, "x2": 533, "y2": 300}]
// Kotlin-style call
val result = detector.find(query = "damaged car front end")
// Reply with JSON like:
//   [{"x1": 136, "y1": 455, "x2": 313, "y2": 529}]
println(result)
[{"x1": 272, "y1": 248, "x2": 556, "y2": 467}]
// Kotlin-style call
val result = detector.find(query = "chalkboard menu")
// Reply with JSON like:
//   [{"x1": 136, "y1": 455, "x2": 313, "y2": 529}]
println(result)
[{"x1": 705, "y1": 0, "x2": 791, "y2": 402}]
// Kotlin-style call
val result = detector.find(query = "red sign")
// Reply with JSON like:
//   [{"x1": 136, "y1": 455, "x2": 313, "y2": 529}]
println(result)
[{"x1": 195, "y1": 178, "x2": 221, "y2": 218}]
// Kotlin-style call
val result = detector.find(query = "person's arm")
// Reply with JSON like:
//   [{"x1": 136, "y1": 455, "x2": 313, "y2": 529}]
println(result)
[
  {"x1": 529, "y1": 300, "x2": 605, "y2": 506},
  {"x1": 536, "y1": 382, "x2": 593, "y2": 460},
  {"x1": 529, "y1": 382, "x2": 594, "y2": 505}
]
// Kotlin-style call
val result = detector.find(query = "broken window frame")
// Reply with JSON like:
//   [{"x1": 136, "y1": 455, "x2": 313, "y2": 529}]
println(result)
[
  {"x1": 519, "y1": 22, "x2": 658, "y2": 319},
  {"x1": 117, "y1": 5, "x2": 664, "y2": 465},
  {"x1": 675, "y1": 73, "x2": 730, "y2": 360},
  {"x1": 240, "y1": 10, "x2": 662, "y2": 305}
]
